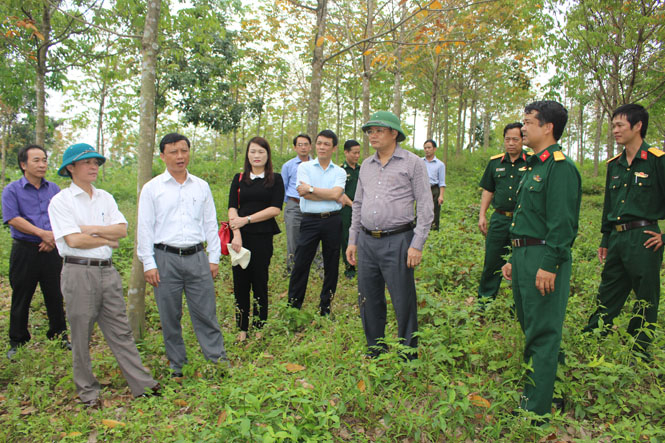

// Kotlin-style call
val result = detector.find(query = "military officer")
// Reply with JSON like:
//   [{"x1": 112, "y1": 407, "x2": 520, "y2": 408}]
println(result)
[
  {"x1": 477, "y1": 123, "x2": 529, "y2": 302},
  {"x1": 502, "y1": 100, "x2": 581, "y2": 417},
  {"x1": 339, "y1": 139, "x2": 361, "y2": 279},
  {"x1": 583, "y1": 104, "x2": 665, "y2": 358}
]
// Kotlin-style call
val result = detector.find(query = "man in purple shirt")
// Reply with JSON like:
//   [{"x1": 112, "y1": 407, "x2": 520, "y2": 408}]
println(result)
[
  {"x1": 2, "y1": 145, "x2": 68, "y2": 359},
  {"x1": 346, "y1": 111, "x2": 433, "y2": 360}
]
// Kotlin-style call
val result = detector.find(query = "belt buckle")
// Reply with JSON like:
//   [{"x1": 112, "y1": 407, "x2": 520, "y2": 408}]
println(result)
[
  {"x1": 371, "y1": 230, "x2": 381, "y2": 239},
  {"x1": 615, "y1": 224, "x2": 625, "y2": 232},
  {"x1": 321, "y1": 212, "x2": 330, "y2": 219}
]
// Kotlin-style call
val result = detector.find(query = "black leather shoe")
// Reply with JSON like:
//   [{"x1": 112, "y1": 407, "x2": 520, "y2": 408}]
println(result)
[{"x1": 6, "y1": 347, "x2": 17, "y2": 359}]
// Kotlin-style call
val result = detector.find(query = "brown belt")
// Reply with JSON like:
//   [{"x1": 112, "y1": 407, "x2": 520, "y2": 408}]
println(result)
[
  {"x1": 154, "y1": 243, "x2": 204, "y2": 256},
  {"x1": 614, "y1": 219, "x2": 656, "y2": 232},
  {"x1": 511, "y1": 237, "x2": 546, "y2": 248},
  {"x1": 362, "y1": 222, "x2": 415, "y2": 239},
  {"x1": 303, "y1": 211, "x2": 341, "y2": 218},
  {"x1": 288, "y1": 197, "x2": 300, "y2": 203},
  {"x1": 65, "y1": 256, "x2": 113, "y2": 267},
  {"x1": 495, "y1": 209, "x2": 514, "y2": 218}
]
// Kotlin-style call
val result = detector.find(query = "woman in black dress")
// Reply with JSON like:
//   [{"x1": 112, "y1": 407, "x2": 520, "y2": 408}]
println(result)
[{"x1": 228, "y1": 137, "x2": 284, "y2": 341}]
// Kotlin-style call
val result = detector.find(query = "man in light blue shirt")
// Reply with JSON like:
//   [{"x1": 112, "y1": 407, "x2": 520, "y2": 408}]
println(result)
[
  {"x1": 281, "y1": 134, "x2": 312, "y2": 274},
  {"x1": 423, "y1": 139, "x2": 446, "y2": 230},
  {"x1": 287, "y1": 129, "x2": 346, "y2": 315}
]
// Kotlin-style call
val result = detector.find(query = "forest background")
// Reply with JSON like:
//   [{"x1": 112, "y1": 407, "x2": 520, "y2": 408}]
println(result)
[{"x1": 1, "y1": 0, "x2": 665, "y2": 441}]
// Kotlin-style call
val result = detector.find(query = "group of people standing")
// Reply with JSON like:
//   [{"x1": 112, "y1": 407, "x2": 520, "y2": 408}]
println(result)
[{"x1": 2, "y1": 101, "x2": 663, "y2": 421}]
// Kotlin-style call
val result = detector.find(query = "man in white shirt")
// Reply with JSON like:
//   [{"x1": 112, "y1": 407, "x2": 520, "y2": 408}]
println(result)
[
  {"x1": 137, "y1": 133, "x2": 228, "y2": 378},
  {"x1": 48, "y1": 143, "x2": 159, "y2": 408}
]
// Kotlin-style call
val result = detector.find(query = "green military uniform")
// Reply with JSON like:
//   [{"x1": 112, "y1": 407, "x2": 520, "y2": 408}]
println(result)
[
  {"x1": 509, "y1": 144, "x2": 581, "y2": 416},
  {"x1": 478, "y1": 151, "x2": 530, "y2": 300},
  {"x1": 341, "y1": 160, "x2": 360, "y2": 272},
  {"x1": 583, "y1": 142, "x2": 665, "y2": 353}
]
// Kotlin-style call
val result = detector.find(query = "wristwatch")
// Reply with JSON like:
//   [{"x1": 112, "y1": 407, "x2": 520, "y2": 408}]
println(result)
[
  {"x1": 309, "y1": 186, "x2": 314, "y2": 193},
  {"x1": 247, "y1": 215, "x2": 252, "y2": 224}
]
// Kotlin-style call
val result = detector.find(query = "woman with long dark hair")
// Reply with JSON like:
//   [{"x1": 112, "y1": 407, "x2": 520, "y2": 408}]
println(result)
[{"x1": 228, "y1": 137, "x2": 284, "y2": 341}]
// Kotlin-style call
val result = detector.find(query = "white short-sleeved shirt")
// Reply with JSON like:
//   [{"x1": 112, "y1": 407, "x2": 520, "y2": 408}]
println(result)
[
  {"x1": 136, "y1": 170, "x2": 221, "y2": 272},
  {"x1": 48, "y1": 183, "x2": 127, "y2": 259}
]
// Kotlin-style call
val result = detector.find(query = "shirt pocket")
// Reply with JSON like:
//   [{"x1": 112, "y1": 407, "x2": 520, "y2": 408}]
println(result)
[
  {"x1": 609, "y1": 176, "x2": 623, "y2": 192},
  {"x1": 630, "y1": 171, "x2": 652, "y2": 189},
  {"x1": 189, "y1": 194, "x2": 205, "y2": 221},
  {"x1": 526, "y1": 179, "x2": 544, "y2": 193}
]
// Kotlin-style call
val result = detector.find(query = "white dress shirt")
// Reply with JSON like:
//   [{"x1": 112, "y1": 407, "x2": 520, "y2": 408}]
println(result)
[
  {"x1": 137, "y1": 170, "x2": 221, "y2": 271},
  {"x1": 48, "y1": 183, "x2": 128, "y2": 259}
]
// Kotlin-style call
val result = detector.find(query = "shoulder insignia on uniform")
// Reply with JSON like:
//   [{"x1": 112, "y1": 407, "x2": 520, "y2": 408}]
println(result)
[
  {"x1": 490, "y1": 153, "x2": 504, "y2": 160},
  {"x1": 526, "y1": 151, "x2": 534, "y2": 156},
  {"x1": 553, "y1": 151, "x2": 565, "y2": 161},
  {"x1": 648, "y1": 147, "x2": 665, "y2": 157},
  {"x1": 606, "y1": 153, "x2": 622, "y2": 164}
]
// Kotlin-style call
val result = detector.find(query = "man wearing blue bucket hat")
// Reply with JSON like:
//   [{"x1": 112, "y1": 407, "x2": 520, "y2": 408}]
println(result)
[
  {"x1": 48, "y1": 143, "x2": 159, "y2": 408},
  {"x1": 346, "y1": 111, "x2": 433, "y2": 360}
]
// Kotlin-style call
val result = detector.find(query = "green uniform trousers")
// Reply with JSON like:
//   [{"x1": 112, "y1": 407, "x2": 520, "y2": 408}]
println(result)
[
  {"x1": 478, "y1": 211, "x2": 512, "y2": 299},
  {"x1": 341, "y1": 205, "x2": 353, "y2": 270},
  {"x1": 584, "y1": 226, "x2": 662, "y2": 352},
  {"x1": 512, "y1": 245, "x2": 570, "y2": 416}
]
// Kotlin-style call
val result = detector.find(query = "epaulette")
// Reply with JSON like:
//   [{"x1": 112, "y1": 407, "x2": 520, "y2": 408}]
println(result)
[
  {"x1": 648, "y1": 147, "x2": 664, "y2": 158},
  {"x1": 606, "y1": 153, "x2": 621, "y2": 164},
  {"x1": 490, "y1": 153, "x2": 503, "y2": 160},
  {"x1": 553, "y1": 151, "x2": 566, "y2": 161}
]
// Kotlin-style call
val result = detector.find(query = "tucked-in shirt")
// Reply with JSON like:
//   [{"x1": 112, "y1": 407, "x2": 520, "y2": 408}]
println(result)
[
  {"x1": 281, "y1": 155, "x2": 312, "y2": 200},
  {"x1": 600, "y1": 142, "x2": 665, "y2": 248},
  {"x1": 478, "y1": 152, "x2": 529, "y2": 211},
  {"x1": 48, "y1": 183, "x2": 127, "y2": 259},
  {"x1": 297, "y1": 158, "x2": 346, "y2": 214},
  {"x1": 509, "y1": 144, "x2": 581, "y2": 273},
  {"x1": 349, "y1": 144, "x2": 434, "y2": 250},
  {"x1": 229, "y1": 173, "x2": 285, "y2": 235},
  {"x1": 2, "y1": 176, "x2": 60, "y2": 243},
  {"x1": 423, "y1": 156, "x2": 446, "y2": 187},
  {"x1": 137, "y1": 170, "x2": 221, "y2": 271}
]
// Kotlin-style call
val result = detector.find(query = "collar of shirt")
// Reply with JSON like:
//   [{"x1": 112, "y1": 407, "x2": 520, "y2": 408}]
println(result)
[
  {"x1": 160, "y1": 169, "x2": 193, "y2": 185},
  {"x1": 19, "y1": 176, "x2": 48, "y2": 189},
  {"x1": 619, "y1": 141, "x2": 651, "y2": 166},
  {"x1": 312, "y1": 157, "x2": 335, "y2": 171},
  {"x1": 369, "y1": 144, "x2": 406, "y2": 165},
  {"x1": 342, "y1": 161, "x2": 357, "y2": 170},
  {"x1": 501, "y1": 151, "x2": 528, "y2": 164},
  {"x1": 422, "y1": 156, "x2": 439, "y2": 163},
  {"x1": 250, "y1": 171, "x2": 265, "y2": 179},
  {"x1": 68, "y1": 182, "x2": 98, "y2": 199},
  {"x1": 531, "y1": 144, "x2": 561, "y2": 164}
]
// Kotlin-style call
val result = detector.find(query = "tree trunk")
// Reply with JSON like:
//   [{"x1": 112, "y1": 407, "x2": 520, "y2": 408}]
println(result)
[
  {"x1": 426, "y1": 62, "x2": 440, "y2": 139},
  {"x1": 577, "y1": 103, "x2": 584, "y2": 165},
  {"x1": 482, "y1": 111, "x2": 491, "y2": 152},
  {"x1": 361, "y1": 0, "x2": 374, "y2": 157},
  {"x1": 96, "y1": 78, "x2": 108, "y2": 181},
  {"x1": 305, "y1": 0, "x2": 329, "y2": 138},
  {"x1": 412, "y1": 110, "x2": 417, "y2": 150},
  {"x1": 455, "y1": 94, "x2": 464, "y2": 156},
  {"x1": 606, "y1": 114, "x2": 614, "y2": 160},
  {"x1": 279, "y1": 106, "x2": 285, "y2": 154},
  {"x1": 593, "y1": 99, "x2": 602, "y2": 176},
  {"x1": 1, "y1": 120, "x2": 9, "y2": 187},
  {"x1": 35, "y1": 2, "x2": 53, "y2": 147},
  {"x1": 467, "y1": 96, "x2": 477, "y2": 151},
  {"x1": 442, "y1": 66, "x2": 450, "y2": 164},
  {"x1": 127, "y1": 0, "x2": 162, "y2": 341}
]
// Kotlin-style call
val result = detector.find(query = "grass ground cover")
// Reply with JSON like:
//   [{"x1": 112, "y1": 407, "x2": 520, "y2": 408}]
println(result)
[{"x1": 0, "y1": 150, "x2": 664, "y2": 442}]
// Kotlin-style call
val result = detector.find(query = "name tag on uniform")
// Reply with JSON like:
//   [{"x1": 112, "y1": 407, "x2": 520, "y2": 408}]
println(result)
[
  {"x1": 533, "y1": 175, "x2": 542, "y2": 182},
  {"x1": 518, "y1": 167, "x2": 526, "y2": 171},
  {"x1": 635, "y1": 172, "x2": 648, "y2": 178},
  {"x1": 496, "y1": 167, "x2": 505, "y2": 172}
]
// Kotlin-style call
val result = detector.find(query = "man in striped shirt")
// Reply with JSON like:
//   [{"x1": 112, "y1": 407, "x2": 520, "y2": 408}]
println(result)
[{"x1": 346, "y1": 111, "x2": 433, "y2": 360}]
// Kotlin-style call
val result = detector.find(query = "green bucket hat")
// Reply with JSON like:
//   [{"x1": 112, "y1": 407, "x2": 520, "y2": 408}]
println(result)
[
  {"x1": 58, "y1": 143, "x2": 106, "y2": 177},
  {"x1": 362, "y1": 111, "x2": 406, "y2": 142}
]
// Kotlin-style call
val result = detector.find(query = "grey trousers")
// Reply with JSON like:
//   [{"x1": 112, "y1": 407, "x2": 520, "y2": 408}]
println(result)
[
  {"x1": 153, "y1": 248, "x2": 227, "y2": 372},
  {"x1": 284, "y1": 199, "x2": 322, "y2": 274},
  {"x1": 61, "y1": 262, "x2": 157, "y2": 402},
  {"x1": 357, "y1": 230, "x2": 418, "y2": 356}
]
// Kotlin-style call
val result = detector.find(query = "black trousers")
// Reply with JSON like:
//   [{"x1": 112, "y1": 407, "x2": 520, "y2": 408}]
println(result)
[
  {"x1": 8, "y1": 239, "x2": 67, "y2": 347},
  {"x1": 288, "y1": 214, "x2": 342, "y2": 315},
  {"x1": 232, "y1": 233, "x2": 273, "y2": 331}
]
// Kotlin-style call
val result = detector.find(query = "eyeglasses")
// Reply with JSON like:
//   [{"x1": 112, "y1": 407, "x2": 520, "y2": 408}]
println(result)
[{"x1": 364, "y1": 127, "x2": 388, "y2": 136}]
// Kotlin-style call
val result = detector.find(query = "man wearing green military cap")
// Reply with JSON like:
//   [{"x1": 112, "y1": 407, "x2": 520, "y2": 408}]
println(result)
[
  {"x1": 477, "y1": 123, "x2": 529, "y2": 302},
  {"x1": 501, "y1": 101, "x2": 581, "y2": 418},
  {"x1": 49, "y1": 143, "x2": 159, "y2": 407},
  {"x1": 583, "y1": 104, "x2": 665, "y2": 359},
  {"x1": 347, "y1": 111, "x2": 433, "y2": 360}
]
